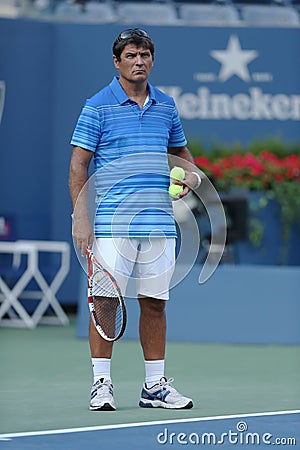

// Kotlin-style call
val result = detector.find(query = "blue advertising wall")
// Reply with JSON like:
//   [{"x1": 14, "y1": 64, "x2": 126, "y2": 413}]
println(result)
[
  {"x1": 0, "y1": 18, "x2": 299, "y2": 309},
  {"x1": 76, "y1": 264, "x2": 300, "y2": 344}
]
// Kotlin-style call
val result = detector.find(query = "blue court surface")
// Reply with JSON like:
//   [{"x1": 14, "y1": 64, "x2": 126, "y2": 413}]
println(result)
[{"x1": 1, "y1": 411, "x2": 299, "y2": 450}]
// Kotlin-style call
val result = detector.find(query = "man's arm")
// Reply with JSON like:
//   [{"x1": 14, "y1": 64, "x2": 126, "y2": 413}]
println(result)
[
  {"x1": 168, "y1": 145, "x2": 201, "y2": 198},
  {"x1": 69, "y1": 146, "x2": 94, "y2": 256}
]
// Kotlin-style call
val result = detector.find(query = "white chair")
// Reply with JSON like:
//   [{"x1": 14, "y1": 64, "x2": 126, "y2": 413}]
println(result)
[
  {"x1": 241, "y1": 5, "x2": 300, "y2": 25},
  {"x1": 116, "y1": 2, "x2": 178, "y2": 25},
  {"x1": 0, "y1": 240, "x2": 70, "y2": 328},
  {"x1": 178, "y1": 3, "x2": 241, "y2": 25}
]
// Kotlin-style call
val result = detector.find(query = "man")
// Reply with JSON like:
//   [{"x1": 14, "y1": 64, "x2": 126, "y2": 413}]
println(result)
[{"x1": 69, "y1": 28, "x2": 201, "y2": 411}]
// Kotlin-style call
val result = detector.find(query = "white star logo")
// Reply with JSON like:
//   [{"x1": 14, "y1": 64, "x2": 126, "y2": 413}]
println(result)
[{"x1": 210, "y1": 35, "x2": 258, "y2": 82}]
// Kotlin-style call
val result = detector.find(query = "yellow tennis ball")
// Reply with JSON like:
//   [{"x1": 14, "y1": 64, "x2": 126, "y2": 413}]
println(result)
[
  {"x1": 170, "y1": 166, "x2": 185, "y2": 181},
  {"x1": 168, "y1": 183, "x2": 183, "y2": 198}
]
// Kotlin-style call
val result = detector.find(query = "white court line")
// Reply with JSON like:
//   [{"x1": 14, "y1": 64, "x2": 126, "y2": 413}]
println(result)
[{"x1": 0, "y1": 409, "x2": 299, "y2": 440}]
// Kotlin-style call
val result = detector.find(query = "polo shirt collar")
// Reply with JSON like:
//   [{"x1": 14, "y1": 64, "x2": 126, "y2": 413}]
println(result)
[
  {"x1": 110, "y1": 76, "x2": 157, "y2": 105},
  {"x1": 147, "y1": 83, "x2": 157, "y2": 104}
]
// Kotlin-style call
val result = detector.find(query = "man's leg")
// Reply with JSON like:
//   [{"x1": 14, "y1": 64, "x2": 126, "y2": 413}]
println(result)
[
  {"x1": 88, "y1": 237, "x2": 135, "y2": 412},
  {"x1": 137, "y1": 237, "x2": 193, "y2": 409},
  {"x1": 89, "y1": 317, "x2": 116, "y2": 411},
  {"x1": 138, "y1": 296, "x2": 193, "y2": 409},
  {"x1": 138, "y1": 296, "x2": 166, "y2": 361},
  {"x1": 89, "y1": 237, "x2": 134, "y2": 385},
  {"x1": 138, "y1": 296, "x2": 166, "y2": 387},
  {"x1": 89, "y1": 316, "x2": 113, "y2": 359}
]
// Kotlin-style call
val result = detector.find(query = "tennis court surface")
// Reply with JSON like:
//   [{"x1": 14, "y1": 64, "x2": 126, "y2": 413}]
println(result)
[
  {"x1": 1, "y1": 318, "x2": 299, "y2": 449},
  {"x1": 1, "y1": 412, "x2": 299, "y2": 449}
]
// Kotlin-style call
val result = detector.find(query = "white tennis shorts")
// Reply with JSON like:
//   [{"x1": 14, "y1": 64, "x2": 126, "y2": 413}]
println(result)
[{"x1": 93, "y1": 237, "x2": 176, "y2": 300}]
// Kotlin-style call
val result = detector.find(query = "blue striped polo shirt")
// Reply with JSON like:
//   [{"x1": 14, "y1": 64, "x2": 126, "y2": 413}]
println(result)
[{"x1": 71, "y1": 76, "x2": 187, "y2": 238}]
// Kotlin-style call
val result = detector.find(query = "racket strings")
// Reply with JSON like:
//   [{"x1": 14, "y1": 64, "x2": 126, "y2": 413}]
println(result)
[
  {"x1": 93, "y1": 296, "x2": 123, "y2": 340},
  {"x1": 91, "y1": 269, "x2": 124, "y2": 340},
  {"x1": 92, "y1": 269, "x2": 116, "y2": 297}
]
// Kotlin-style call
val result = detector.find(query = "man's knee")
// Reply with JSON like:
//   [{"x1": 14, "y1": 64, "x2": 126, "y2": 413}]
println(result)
[{"x1": 139, "y1": 297, "x2": 166, "y2": 315}]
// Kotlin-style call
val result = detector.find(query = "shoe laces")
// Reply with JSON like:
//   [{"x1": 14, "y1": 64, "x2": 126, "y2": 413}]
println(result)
[
  {"x1": 159, "y1": 376, "x2": 174, "y2": 387},
  {"x1": 93, "y1": 378, "x2": 113, "y2": 397},
  {"x1": 159, "y1": 377, "x2": 182, "y2": 398}
]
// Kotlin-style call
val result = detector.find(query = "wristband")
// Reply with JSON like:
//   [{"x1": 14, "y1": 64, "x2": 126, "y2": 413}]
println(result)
[{"x1": 192, "y1": 171, "x2": 202, "y2": 189}]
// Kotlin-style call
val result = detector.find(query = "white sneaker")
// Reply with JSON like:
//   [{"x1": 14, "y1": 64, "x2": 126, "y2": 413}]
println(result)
[
  {"x1": 139, "y1": 377, "x2": 193, "y2": 409},
  {"x1": 90, "y1": 378, "x2": 116, "y2": 411}
]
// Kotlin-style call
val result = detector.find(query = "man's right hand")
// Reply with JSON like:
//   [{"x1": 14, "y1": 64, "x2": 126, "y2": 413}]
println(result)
[{"x1": 72, "y1": 216, "x2": 94, "y2": 257}]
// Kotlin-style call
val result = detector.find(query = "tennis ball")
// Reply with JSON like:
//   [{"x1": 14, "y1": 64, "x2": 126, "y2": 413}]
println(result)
[
  {"x1": 170, "y1": 166, "x2": 185, "y2": 181},
  {"x1": 168, "y1": 183, "x2": 183, "y2": 198}
]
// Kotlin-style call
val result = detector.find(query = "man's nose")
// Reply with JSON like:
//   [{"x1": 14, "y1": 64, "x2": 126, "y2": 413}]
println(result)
[{"x1": 135, "y1": 55, "x2": 144, "y2": 65}]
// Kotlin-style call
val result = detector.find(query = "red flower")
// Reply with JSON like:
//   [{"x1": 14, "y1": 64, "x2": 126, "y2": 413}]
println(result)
[
  {"x1": 194, "y1": 156, "x2": 211, "y2": 169},
  {"x1": 209, "y1": 163, "x2": 223, "y2": 179},
  {"x1": 275, "y1": 173, "x2": 284, "y2": 183},
  {"x1": 194, "y1": 150, "x2": 300, "y2": 191}
]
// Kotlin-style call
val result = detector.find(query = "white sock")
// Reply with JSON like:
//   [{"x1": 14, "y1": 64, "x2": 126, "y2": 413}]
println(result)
[
  {"x1": 92, "y1": 358, "x2": 111, "y2": 383},
  {"x1": 144, "y1": 360, "x2": 165, "y2": 387}
]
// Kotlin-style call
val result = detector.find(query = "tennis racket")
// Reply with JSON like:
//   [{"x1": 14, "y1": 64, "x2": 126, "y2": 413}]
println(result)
[{"x1": 86, "y1": 246, "x2": 127, "y2": 342}]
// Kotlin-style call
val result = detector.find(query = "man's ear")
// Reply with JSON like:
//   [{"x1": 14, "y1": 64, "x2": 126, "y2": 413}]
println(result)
[{"x1": 113, "y1": 55, "x2": 120, "y2": 69}]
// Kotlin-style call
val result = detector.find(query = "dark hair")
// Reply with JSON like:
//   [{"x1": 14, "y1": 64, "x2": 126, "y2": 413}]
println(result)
[{"x1": 113, "y1": 32, "x2": 155, "y2": 62}]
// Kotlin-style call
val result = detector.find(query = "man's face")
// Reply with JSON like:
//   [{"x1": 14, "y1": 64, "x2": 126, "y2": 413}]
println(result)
[{"x1": 113, "y1": 44, "x2": 153, "y2": 84}]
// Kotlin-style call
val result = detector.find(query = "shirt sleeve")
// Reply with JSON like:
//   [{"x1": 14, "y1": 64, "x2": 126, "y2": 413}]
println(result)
[
  {"x1": 168, "y1": 105, "x2": 187, "y2": 148},
  {"x1": 70, "y1": 103, "x2": 101, "y2": 152}
]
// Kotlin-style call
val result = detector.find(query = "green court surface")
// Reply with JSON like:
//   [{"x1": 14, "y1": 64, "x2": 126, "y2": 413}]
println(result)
[{"x1": 0, "y1": 317, "x2": 299, "y2": 435}]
